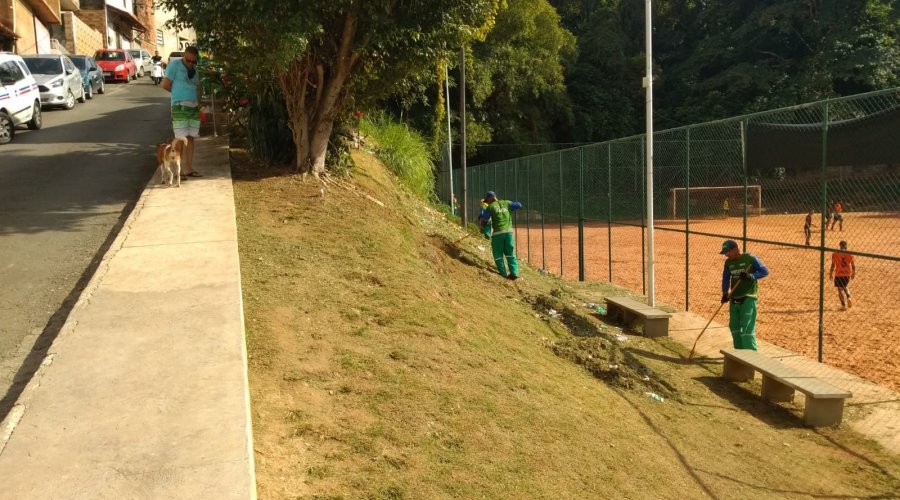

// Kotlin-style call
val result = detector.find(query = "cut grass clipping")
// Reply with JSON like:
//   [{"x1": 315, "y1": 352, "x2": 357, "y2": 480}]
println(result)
[{"x1": 359, "y1": 113, "x2": 435, "y2": 200}]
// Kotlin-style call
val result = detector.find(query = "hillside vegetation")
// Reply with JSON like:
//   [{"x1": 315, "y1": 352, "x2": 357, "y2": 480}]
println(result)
[{"x1": 233, "y1": 148, "x2": 900, "y2": 499}]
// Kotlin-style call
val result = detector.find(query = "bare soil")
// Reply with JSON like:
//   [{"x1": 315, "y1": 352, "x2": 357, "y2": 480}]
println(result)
[
  {"x1": 233, "y1": 149, "x2": 900, "y2": 499},
  {"x1": 516, "y1": 213, "x2": 900, "y2": 392}
]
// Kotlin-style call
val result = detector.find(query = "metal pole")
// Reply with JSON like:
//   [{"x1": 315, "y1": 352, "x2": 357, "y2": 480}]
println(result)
[
  {"x1": 741, "y1": 120, "x2": 748, "y2": 251},
  {"x1": 578, "y1": 147, "x2": 585, "y2": 281},
  {"x1": 526, "y1": 159, "x2": 531, "y2": 262},
  {"x1": 818, "y1": 103, "x2": 830, "y2": 363},
  {"x1": 607, "y1": 144, "x2": 613, "y2": 283},
  {"x1": 644, "y1": 0, "x2": 656, "y2": 306},
  {"x1": 685, "y1": 127, "x2": 691, "y2": 311},
  {"x1": 460, "y1": 46, "x2": 467, "y2": 228},
  {"x1": 541, "y1": 155, "x2": 546, "y2": 271},
  {"x1": 641, "y1": 138, "x2": 646, "y2": 297},
  {"x1": 559, "y1": 151, "x2": 564, "y2": 277},
  {"x1": 445, "y1": 64, "x2": 454, "y2": 214}
]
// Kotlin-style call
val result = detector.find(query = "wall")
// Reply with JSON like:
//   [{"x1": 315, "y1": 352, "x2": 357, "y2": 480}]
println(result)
[
  {"x1": 61, "y1": 11, "x2": 102, "y2": 55},
  {"x1": 77, "y1": 7, "x2": 105, "y2": 47},
  {"x1": 13, "y1": 0, "x2": 36, "y2": 53}
]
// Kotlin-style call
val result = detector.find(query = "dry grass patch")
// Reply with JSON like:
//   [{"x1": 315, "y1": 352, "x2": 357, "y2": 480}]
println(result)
[{"x1": 233, "y1": 148, "x2": 900, "y2": 499}]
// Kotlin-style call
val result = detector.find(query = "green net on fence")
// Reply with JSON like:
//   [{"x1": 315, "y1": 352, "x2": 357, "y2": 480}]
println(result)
[{"x1": 436, "y1": 88, "x2": 900, "y2": 392}]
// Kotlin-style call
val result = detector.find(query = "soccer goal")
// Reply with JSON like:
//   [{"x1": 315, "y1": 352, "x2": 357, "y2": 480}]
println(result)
[{"x1": 670, "y1": 185, "x2": 762, "y2": 219}]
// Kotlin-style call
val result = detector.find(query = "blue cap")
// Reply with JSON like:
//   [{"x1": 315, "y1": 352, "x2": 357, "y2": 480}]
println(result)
[
  {"x1": 720, "y1": 240, "x2": 738, "y2": 255},
  {"x1": 486, "y1": 191, "x2": 496, "y2": 199}
]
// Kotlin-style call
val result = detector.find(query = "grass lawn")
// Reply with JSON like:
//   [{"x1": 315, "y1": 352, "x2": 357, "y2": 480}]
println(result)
[{"x1": 232, "y1": 147, "x2": 900, "y2": 499}]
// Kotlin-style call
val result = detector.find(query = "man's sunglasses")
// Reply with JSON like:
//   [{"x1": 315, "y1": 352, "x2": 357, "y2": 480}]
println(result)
[{"x1": 183, "y1": 58, "x2": 198, "y2": 65}]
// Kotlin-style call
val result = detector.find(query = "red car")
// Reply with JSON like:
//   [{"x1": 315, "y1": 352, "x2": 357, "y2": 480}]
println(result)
[{"x1": 94, "y1": 49, "x2": 137, "y2": 83}]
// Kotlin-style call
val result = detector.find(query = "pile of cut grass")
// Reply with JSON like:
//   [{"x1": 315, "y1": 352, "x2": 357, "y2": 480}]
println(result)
[{"x1": 232, "y1": 148, "x2": 900, "y2": 499}]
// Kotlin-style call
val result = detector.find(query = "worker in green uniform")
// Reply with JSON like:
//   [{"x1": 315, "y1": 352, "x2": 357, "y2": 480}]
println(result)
[
  {"x1": 720, "y1": 240, "x2": 769, "y2": 350},
  {"x1": 480, "y1": 191, "x2": 523, "y2": 280}
]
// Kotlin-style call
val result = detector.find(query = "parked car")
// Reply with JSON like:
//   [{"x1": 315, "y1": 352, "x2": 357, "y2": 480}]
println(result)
[
  {"x1": 20, "y1": 54, "x2": 85, "y2": 110},
  {"x1": 129, "y1": 48, "x2": 152, "y2": 77},
  {"x1": 167, "y1": 51, "x2": 184, "y2": 64},
  {"x1": 0, "y1": 52, "x2": 42, "y2": 144},
  {"x1": 69, "y1": 55, "x2": 105, "y2": 100},
  {"x1": 94, "y1": 49, "x2": 137, "y2": 83}
]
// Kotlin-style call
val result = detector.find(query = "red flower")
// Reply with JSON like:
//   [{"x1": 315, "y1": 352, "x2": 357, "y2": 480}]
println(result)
[{"x1": 353, "y1": 110, "x2": 364, "y2": 119}]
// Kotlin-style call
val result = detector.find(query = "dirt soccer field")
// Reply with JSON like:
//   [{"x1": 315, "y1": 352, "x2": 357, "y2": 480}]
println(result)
[{"x1": 515, "y1": 211, "x2": 900, "y2": 392}]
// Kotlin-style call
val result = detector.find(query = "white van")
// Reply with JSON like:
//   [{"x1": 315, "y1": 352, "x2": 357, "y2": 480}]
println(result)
[{"x1": 0, "y1": 52, "x2": 42, "y2": 145}]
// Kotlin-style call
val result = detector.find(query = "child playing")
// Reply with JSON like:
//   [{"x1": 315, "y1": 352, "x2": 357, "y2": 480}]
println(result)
[{"x1": 829, "y1": 240, "x2": 856, "y2": 310}]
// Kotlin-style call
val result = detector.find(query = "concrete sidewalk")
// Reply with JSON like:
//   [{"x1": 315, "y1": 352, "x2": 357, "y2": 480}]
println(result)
[
  {"x1": 0, "y1": 136, "x2": 256, "y2": 498},
  {"x1": 669, "y1": 311, "x2": 900, "y2": 454}
]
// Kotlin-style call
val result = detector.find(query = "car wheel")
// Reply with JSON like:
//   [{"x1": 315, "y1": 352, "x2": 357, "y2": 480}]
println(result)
[
  {"x1": 26, "y1": 103, "x2": 42, "y2": 130},
  {"x1": 124, "y1": 74, "x2": 130, "y2": 84},
  {"x1": 64, "y1": 90, "x2": 76, "y2": 110},
  {"x1": 78, "y1": 85, "x2": 87, "y2": 103},
  {"x1": 98, "y1": 80, "x2": 105, "y2": 94},
  {"x1": 138, "y1": 68, "x2": 145, "y2": 78},
  {"x1": 86, "y1": 84, "x2": 93, "y2": 100},
  {"x1": 0, "y1": 111, "x2": 14, "y2": 145}
]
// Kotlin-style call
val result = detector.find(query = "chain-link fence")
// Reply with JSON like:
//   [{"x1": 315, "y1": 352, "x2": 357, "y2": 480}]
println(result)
[{"x1": 436, "y1": 88, "x2": 900, "y2": 392}]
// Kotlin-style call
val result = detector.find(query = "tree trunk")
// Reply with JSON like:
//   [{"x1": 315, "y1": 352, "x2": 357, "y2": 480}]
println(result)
[{"x1": 278, "y1": 14, "x2": 361, "y2": 174}]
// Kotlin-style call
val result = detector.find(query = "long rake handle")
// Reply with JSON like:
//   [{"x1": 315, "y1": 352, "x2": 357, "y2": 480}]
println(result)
[{"x1": 688, "y1": 265, "x2": 750, "y2": 360}]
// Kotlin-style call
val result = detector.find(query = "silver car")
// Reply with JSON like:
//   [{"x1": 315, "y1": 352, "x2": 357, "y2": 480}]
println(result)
[{"x1": 20, "y1": 54, "x2": 85, "y2": 110}]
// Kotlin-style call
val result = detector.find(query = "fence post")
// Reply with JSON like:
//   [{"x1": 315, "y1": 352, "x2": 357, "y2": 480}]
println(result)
[
  {"x1": 559, "y1": 150, "x2": 564, "y2": 277},
  {"x1": 818, "y1": 102, "x2": 830, "y2": 363},
  {"x1": 541, "y1": 155, "x2": 546, "y2": 271},
  {"x1": 685, "y1": 127, "x2": 691, "y2": 311},
  {"x1": 741, "y1": 119, "x2": 749, "y2": 251},
  {"x1": 526, "y1": 159, "x2": 531, "y2": 263},
  {"x1": 607, "y1": 144, "x2": 613, "y2": 283},
  {"x1": 578, "y1": 147, "x2": 585, "y2": 281}
]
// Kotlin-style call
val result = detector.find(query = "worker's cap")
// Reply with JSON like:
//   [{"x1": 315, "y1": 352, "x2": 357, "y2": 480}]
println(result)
[
  {"x1": 719, "y1": 240, "x2": 738, "y2": 254},
  {"x1": 485, "y1": 191, "x2": 496, "y2": 199}
]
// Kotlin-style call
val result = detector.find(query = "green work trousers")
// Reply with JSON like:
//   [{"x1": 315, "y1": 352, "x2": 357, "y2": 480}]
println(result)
[
  {"x1": 729, "y1": 297, "x2": 758, "y2": 350},
  {"x1": 491, "y1": 232, "x2": 518, "y2": 278}
]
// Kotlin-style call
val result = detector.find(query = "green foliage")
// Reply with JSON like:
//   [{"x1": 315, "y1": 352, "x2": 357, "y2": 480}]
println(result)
[
  {"x1": 245, "y1": 83, "x2": 296, "y2": 164},
  {"x1": 360, "y1": 114, "x2": 436, "y2": 201}
]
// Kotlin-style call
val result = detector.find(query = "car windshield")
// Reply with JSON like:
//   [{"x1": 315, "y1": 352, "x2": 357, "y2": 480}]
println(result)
[
  {"x1": 96, "y1": 51, "x2": 125, "y2": 61},
  {"x1": 23, "y1": 57, "x2": 62, "y2": 75},
  {"x1": 70, "y1": 57, "x2": 88, "y2": 70},
  {"x1": 129, "y1": 50, "x2": 141, "y2": 59}
]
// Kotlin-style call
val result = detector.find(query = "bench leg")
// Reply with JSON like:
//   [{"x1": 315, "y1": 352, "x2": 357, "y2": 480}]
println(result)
[
  {"x1": 761, "y1": 375, "x2": 795, "y2": 402},
  {"x1": 804, "y1": 398, "x2": 846, "y2": 427},
  {"x1": 722, "y1": 357, "x2": 754, "y2": 382},
  {"x1": 643, "y1": 318, "x2": 669, "y2": 338}
]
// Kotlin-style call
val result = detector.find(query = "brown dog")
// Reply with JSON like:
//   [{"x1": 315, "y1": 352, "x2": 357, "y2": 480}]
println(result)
[{"x1": 156, "y1": 136, "x2": 188, "y2": 187}]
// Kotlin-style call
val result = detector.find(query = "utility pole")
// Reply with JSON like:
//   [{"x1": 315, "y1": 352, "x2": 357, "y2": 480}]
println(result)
[{"x1": 445, "y1": 64, "x2": 454, "y2": 214}]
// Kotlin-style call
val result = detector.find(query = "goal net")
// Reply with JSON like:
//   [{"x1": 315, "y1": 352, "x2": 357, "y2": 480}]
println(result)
[{"x1": 670, "y1": 185, "x2": 762, "y2": 219}]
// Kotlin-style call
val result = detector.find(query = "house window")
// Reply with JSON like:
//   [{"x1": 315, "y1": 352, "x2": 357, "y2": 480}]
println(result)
[{"x1": 156, "y1": 29, "x2": 164, "y2": 45}]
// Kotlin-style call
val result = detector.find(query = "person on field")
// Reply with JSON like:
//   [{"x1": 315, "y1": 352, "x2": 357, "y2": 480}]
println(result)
[
  {"x1": 480, "y1": 191, "x2": 522, "y2": 280},
  {"x1": 830, "y1": 200, "x2": 844, "y2": 231},
  {"x1": 722, "y1": 198, "x2": 729, "y2": 219},
  {"x1": 804, "y1": 210, "x2": 817, "y2": 246},
  {"x1": 720, "y1": 240, "x2": 769, "y2": 350},
  {"x1": 829, "y1": 240, "x2": 856, "y2": 310}
]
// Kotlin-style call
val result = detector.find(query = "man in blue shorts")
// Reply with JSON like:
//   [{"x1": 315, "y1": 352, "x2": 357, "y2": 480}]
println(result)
[{"x1": 162, "y1": 46, "x2": 202, "y2": 178}]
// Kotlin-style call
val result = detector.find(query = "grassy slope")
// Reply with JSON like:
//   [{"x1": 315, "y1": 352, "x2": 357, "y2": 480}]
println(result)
[{"x1": 233, "y1": 149, "x2": 900, "y2": 499}]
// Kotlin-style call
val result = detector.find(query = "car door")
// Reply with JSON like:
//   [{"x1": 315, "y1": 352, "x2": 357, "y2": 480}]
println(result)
[
  {"x1": 63, "y1": 57, "x2": 81, "y2": 96},
  {"x1": 0, "y1": 61, "x2": 35, "y2": 125},
  {"x1": 141, "y1": 50, "x2": 151, "y2": 73},
  {"x1": 88, "y1": 57, "x2": 100, "y2": 88}
]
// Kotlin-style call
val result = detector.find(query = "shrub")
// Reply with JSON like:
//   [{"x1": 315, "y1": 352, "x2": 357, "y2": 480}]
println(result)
[{"x1": 360, "y1": 113, "x2": 435, "y2": 200}]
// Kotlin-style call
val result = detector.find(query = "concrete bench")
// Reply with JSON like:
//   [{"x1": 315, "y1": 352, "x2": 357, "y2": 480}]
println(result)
[
  {"x1": 605, "y1": 296, "x2": 670, "y2": 338},
  {"x1": 721, "y1": 349, "x2": 852, "y2": 426}
]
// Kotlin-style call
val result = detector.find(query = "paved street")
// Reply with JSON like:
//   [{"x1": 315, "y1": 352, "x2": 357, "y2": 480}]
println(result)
[{"x1": 0, "y1": 77, "x2": 171, "y2": 417}]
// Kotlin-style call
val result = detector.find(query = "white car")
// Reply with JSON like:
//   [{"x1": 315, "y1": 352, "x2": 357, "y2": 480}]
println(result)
[
  {"x1": 20, "y1": 54, "x2": 85, "y2": 110},
  {"x1": 129, "y1": 48, "x2": 152, "y2": 77},
  {"x1": 0, "y1": 52, "x2": 42, "y2": 145}
]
